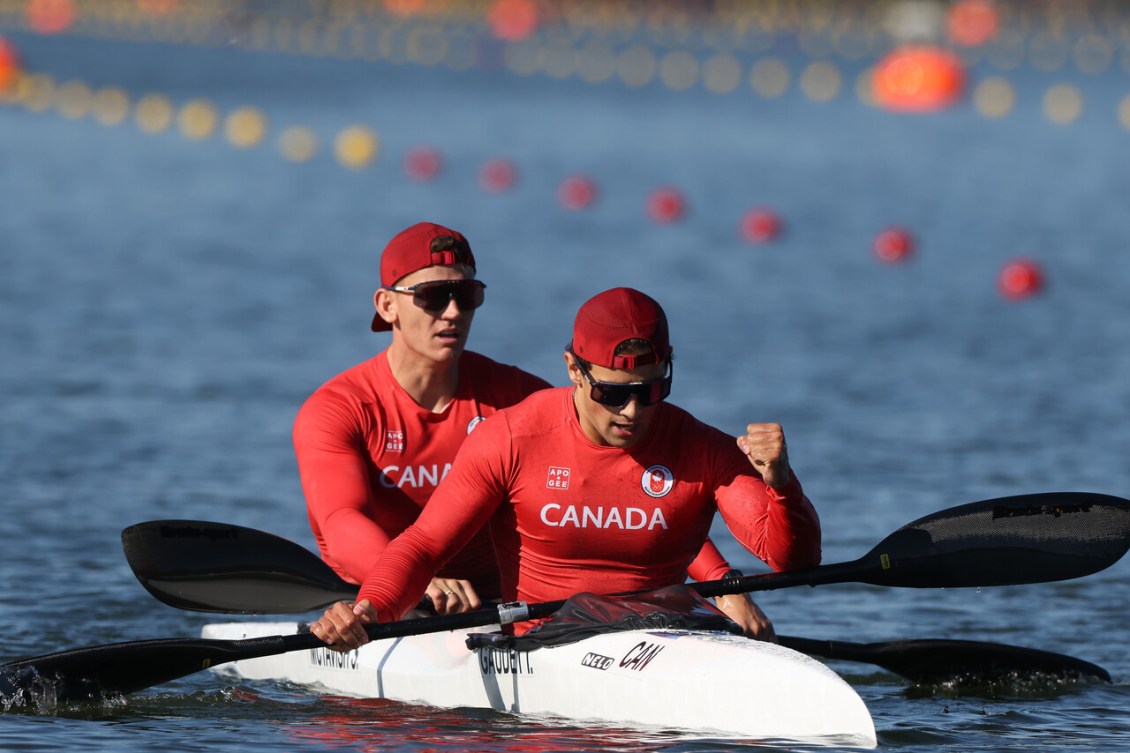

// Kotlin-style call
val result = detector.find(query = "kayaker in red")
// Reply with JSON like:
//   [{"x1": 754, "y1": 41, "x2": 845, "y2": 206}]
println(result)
[
  {"x1": 294, "y1": 227, "x2": 762, "y2": 630},
  {"x1": 310, "y1": 287, "x2": 821, "y2": 648},
  {"x1": 294, "y1": 222, "x2": 549, "y2": 614}
]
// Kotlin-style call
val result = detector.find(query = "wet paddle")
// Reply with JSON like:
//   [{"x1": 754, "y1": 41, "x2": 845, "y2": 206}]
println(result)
[
  {"x1": 122, "y1": 491, "x2": 1130, "y2": 613},
  {"x1": 119, "y1": 511, "x2": 1115, "y2": 685},
  {"x1": 783, "y1": 636, "x2": 1110, "y2": 685},
  {"x1": 3, "y1": 492, "x2": 1126, "y2": 703}
]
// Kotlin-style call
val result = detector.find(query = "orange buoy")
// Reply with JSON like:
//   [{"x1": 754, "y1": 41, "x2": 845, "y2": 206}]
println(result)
[
  {"x1": 383, "y1": 0, "x2": 426, "y2": 17},
  {"x1": 0, "y1": 36, "x2": 20, "y2": 93},
  {"x1": 479, "y1": 158, "x2": 517, "y2": 193},
  {"x1": 488, "y1": 0, "x2": 538, "y2": 41},
  {"x1": 740, "y1": 208, "x2": 783, "y2": 244},
  {"x1": 138, "y1": 0, "x2": 180, "y2": 14},
  {"x1": 558, "y1": 175, "x2": 597, "y2": 211},
  {"x1": 873, "y1": 227, "x2": 915, "y2": 263},
  {"x1": 26, "y1": 0, "x2": 76, "y2": 34},
  {"x1": 948, "y1": 0, "x2": 999, "y2": 48},
  {"x1": 998, "y1": 258, "x2": 1044, "y2": 300},
  {"x1": 872, "y1": 45, "x2": 965, "y2": 113},
  {"x1": 647, "y1": 187, "x2": 686, "y2": 224},
  {"x1": 404, "y1": 147, "x2": 442, "y2": 182}
]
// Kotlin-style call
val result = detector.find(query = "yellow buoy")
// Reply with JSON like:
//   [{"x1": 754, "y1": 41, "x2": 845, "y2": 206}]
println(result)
[
  {"x1": 334, "y1": 125, "x2": 379, "y2": 169},
  {"x1": 225, "y1": 106, "x2": 268, "y2": 149}
]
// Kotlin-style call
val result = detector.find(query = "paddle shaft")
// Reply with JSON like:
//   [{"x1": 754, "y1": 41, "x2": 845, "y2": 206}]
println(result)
[
  {"x1": 4, "y1": 491, "x2": 1125, "y2": 702},
  {"x1": 122, "y1": 492, "x2": 1130, "y2": 616},
  {"x1": 119, "y1": 530, "x2": 1113, "y2": 684}
]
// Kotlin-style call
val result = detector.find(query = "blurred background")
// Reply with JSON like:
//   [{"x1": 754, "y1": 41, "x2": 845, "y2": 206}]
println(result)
[{"x1": 2, "y1": 2, "x2": 1130, "y2": 749}]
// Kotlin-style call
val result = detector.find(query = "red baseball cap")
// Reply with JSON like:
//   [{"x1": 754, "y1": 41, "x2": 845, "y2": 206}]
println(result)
[
  {"x1": 371, "y1": 222, "x2": 476, "y2": 332},
  {"x1": 570, "y1": 288, "x2": 672, "y2": 369}
]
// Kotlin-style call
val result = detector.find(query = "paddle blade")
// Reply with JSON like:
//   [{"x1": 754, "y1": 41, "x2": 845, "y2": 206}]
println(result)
[
  {"x1": 857, "y1": 492, "x2": 1130, "y2": 588},
  {"x1": 122, "y1": 521, "x2": 356, "y2": 613},
  {"x1": 780, "y1": 635, "x2": 1111, "y2": 685},
  {"x1": 0, "y1": 632, "x2": 317, "y2": 705}
]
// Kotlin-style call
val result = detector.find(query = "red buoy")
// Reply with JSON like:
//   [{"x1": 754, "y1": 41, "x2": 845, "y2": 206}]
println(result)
[
  {"x1": 558, "y1": 175, "x2": 597, "y2": 211},
  {"x1": 740, "y1": 208, "x2": 783, "y2": 243},
  {"x1": 998, "y1": 258, "x2": 1044, "y2": 300},
  {"x1": 404, "y1": 147, "x2": 443, "y2": 182},
  {"x1": 479, "y1": 158, "x2": 517, "y2": 193},
  {"x1": 647, "y1": 187, "x2": 686, "y2": 224},
  {"x1": 872, "y1": 45, "x2": 965, "y2": 113},
  {"x1": 873, "y1": 227, "x2": 915, "y2": 263}
]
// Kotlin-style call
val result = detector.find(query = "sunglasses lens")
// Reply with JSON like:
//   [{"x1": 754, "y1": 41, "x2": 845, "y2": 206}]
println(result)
[
  {"x1": 592, "y1": 375, "x2": 671, "y2": 408},
  {"x1": 574, "y1": 353, "x2": 672, "y2": 409},
  {"x1": 592, "y1": 384, "x2": 631, "y2": 408},
  {"x1": 414, "y1": 281, "x2": 485, "y2": 313},
  {"x1": 462, "y1": 282, "x2": 485, "y2": 310}
]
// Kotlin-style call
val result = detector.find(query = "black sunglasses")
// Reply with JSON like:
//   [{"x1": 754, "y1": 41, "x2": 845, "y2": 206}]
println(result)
[
  {"x1": 573, "y1": 354, "x2": 673, "y2": 408},
  {"x1": 385, "y1": 279, "x2": 486, "y2": 314}
]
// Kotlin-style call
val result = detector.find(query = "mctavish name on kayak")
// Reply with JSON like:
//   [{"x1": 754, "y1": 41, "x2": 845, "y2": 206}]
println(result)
[
  {"x1": 992, "y1": 503, "x2": 1092, "y2": 519},
  {"x1": 310, "y1": 646, "x2": 360, "y2": 670}
]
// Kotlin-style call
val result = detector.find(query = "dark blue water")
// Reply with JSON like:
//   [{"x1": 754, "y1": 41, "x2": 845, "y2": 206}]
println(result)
[{"x1": 2, "y1": 20, "x2": 1130, "y2": 752}]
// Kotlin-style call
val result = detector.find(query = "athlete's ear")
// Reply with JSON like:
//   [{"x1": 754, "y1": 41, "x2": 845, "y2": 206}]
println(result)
[
  {"x1": 563, "y1": 351, "x2": 584, "y2": 388},
  {"x1": 374, "y1": 289, "x2": 397, "y2": 328}
]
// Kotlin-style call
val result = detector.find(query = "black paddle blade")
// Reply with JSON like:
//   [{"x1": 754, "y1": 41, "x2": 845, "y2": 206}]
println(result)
[
  {"x1": 857, "y1": 492, "x2": 1130, "y2": 588},
  {"x1": 0, "y1": 633, "x2": 319, "y2": 706},
  {"x1": 122, "y1": 521, "x2": 357, "y2": 613},
  {"x1": 707, "y1": 491, "x2": 1130, "y2": 596},
  {"x1": 780, "y1": 635, "x2": 1111, "y2": 686}
]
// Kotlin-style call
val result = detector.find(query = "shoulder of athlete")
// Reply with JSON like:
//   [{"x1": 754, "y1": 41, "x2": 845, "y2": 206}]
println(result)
[
  {"x1": 294, "y1": 355, "x2": 387, "y2": 435},
  {"x1": 459, "y1": 350, "x2": 552, "y2": 397},
  {"x1": 460, "y1": 386, "x2": 570, "y2": 447}
]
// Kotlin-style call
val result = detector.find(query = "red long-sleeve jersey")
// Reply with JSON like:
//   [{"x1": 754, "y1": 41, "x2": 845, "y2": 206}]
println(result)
[
  {"x1": 358, "y1": 387, "x2": 821, "y2": 620},
  {"x1": 293, "y1": 350, "x2": 550, "y2": 596}
]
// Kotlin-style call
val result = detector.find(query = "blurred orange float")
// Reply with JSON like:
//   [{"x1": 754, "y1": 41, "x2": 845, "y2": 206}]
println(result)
[
  {"x1": 872, "y1": 45, "x2": 965, "y2": 113},
  {"x1": 137, "y1": 0, "x2": 179, "y2": 14},
  {"x1": 26, "y1": 0, "x2": 76, "y2": 34},
  {"x1": 488, "y1": 0, "x2": 538, "y2": 41},
  {"x1": 0, "y1": 36, "x2": 19, "y2": 93},
  {"x1": 383, "y1": 0, "x2": 426, "y2": 16},
  {"x1": 948, "y1": 0, "x2": 999, "y2": 47}
]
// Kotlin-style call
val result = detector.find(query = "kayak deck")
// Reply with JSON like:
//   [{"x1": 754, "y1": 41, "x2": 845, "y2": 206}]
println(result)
[{"x1": 201, "y1": 621, "x2": 877, "y2": 748}]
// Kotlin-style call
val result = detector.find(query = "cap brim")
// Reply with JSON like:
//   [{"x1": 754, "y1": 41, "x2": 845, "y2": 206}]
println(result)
[{"x1": 371, "y1": 312, "x2": 392, "y2": 332}]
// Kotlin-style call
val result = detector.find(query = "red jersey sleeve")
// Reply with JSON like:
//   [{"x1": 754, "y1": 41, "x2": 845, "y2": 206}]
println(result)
[
  {"x1": 713, "y1": 454, "x2": 822, "y2": 572},
  {"x1": 293, "y1": 388, "x2": 394, "y2": 584},
  {"x1": 686, "y1": 538, "x2": 731, "y2": 582}
]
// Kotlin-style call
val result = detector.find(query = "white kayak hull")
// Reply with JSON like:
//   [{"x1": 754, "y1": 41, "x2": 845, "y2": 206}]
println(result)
[{"x1": 201, "y1": 621, "x2": 876, "y2": 748}]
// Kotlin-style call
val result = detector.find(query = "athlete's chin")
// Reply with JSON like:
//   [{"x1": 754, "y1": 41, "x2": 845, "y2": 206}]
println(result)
[{"x1": 432, "y1": 339, "x2": 467, "y2": 360}]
